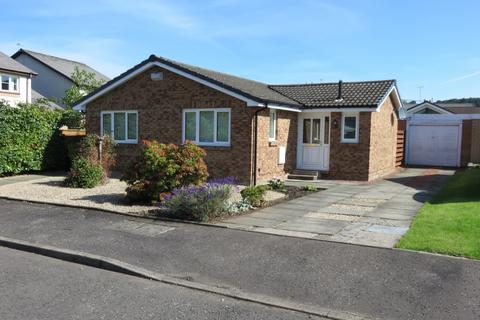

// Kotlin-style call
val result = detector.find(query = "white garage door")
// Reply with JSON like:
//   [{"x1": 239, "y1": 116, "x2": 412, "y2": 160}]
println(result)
[{"x1": 407, "y1": 122, "x2": 461, "y2": 167}]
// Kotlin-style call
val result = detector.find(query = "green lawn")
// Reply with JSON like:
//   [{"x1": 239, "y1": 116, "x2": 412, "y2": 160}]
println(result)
[{"x1": 396, "y1": 168, "x2": 480, "y2": 260}]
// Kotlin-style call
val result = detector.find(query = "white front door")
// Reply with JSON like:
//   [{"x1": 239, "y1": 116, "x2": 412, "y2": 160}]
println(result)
[{"x1": 298, "y1": 114, "x2": 330, "y2": 170}]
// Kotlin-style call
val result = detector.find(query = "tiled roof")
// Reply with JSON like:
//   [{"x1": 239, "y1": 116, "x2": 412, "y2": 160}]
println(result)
[
  {"x1": 154, "y1": 56, "x2": 302, "y2": 107},
  {"x1": 12, "y1": 49, "x2": 109, "y2": 83},
  {"x1": 0, "y1": 51, "x2": 36, "y2": 75},
  {"x1": 75, "y1": 54, "x2": 398, "y2": 110},
  {"x1": 270, "y1": 80, "x2": 395, "y2": 108}
]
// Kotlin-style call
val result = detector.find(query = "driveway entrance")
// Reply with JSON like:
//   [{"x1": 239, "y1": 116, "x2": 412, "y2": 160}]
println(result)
[{"x1": 215, "y1": 168, "x2": 454, "y2": 248}]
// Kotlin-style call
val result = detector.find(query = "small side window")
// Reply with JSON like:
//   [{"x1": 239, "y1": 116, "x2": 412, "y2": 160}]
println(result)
[
  {"x1": 341, "y1": 113, "x2": 359, "y2": 143},
  {"x1": 269, "y1": 109, "x2": 276, "y2": 141}
]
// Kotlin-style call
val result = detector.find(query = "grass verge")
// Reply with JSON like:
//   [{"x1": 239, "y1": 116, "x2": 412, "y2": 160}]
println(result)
[{"x1": 396, "y1": 168, "x2": 480, "y2": 259}]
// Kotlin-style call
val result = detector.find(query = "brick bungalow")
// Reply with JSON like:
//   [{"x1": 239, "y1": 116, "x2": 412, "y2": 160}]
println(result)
[{"x1": 73, "y1": 55, "x2": 405, "y2": 185}]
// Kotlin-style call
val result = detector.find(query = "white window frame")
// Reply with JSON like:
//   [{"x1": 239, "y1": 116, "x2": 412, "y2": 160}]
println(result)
[
  {"x1": 100, "y1": 110, "x2": 138, "y2": 144},
  {"x1": 0, "y1": 74, "x2": 19, "y2": 93},
  {"x1": 269, "y1": 109, "x2": 277, "y2": 141},
  {"x1": 341, "y1": 112, "x2": 359, "y2": 143},
  {"x1": 182, "y1": 108, "x2": 231, "y2": 147}
]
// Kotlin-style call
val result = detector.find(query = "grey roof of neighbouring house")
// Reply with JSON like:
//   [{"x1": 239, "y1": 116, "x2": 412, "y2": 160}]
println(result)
[
  {"x1": 0, "y1": 51, "x2": 36, "y2": 75},
  {"x1": 31, "y1": 89, "x2": 62, "y2": 109},
  {"x1": 12, "y1": 49, "x2": 109, "y2": 83},
  {"x1": 74, "y1": 54, "x2": 398, "y2": 110},
  {"x1": 406, "y1": 102, "x2": 480, "y2": 114},
  {"x1": 270, "y1": 80, "x2": 396, "y2": 108}
]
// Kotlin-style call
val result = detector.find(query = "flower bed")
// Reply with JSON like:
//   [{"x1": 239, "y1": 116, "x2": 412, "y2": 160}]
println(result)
[{"x1": 159, "y1": 177, "x2": 321, "y2": 222}]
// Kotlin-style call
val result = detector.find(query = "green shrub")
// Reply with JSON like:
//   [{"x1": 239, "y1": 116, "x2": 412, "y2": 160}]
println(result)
[
  {"x1": 268, "y1": 178, "x2": 286, "y2": 192},
  {"x1": 164, "y1": 182, "x2": 233, "y2": 221},
  {"x1": 0, "y1": 101, "x2": 68, "y2": 176},
  {"x1": 227, "y1": 199, "x2": 252, "y2": 214},
  {"x1": 240, "y1": 185, "x2": 269, "y2": 207},
  {"x1": 64, "y1": 157, "x2": 103, "y2": 188},
  {"x1": 301, "y1": 185, "x2": 317, "y2": 192},
  {"x1": 60, "y1": 109, "x2": 85, "y2": 129},
  {"x1": 64, "y1": 134, "x2": 116, "y2": 188},
  {"x1": 122, "y1": 141, "x2": 208, "y2": 202}
]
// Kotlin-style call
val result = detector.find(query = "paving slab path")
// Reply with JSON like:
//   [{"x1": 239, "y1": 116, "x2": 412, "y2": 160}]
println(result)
[{"x1": 215, "y1": 168, "x2": 455, "y2": 248}]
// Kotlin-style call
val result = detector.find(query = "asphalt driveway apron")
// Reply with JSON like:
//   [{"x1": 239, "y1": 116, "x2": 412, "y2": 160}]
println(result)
[{"x1": 215, "y1": 168, "x2": 455, "y2": 248}]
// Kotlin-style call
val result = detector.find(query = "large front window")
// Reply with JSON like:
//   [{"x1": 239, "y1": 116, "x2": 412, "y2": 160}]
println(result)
[
  {"x1": 101, "y1": 111, "x2": 138, "y2": 143},
  {"x1": 183, "y1": 109, "x2": 230, "y2": 146},
  {"x1": 1, "y1": 75, "x2": 18, "y2": 92}
]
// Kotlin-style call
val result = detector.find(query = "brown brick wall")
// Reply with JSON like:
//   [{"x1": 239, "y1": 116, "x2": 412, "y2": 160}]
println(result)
[
  {"x1": 461, "y1": 120, "x2": 473, "y2": 166},
  {"x1": 327, "y1": 96, "x2": 399, "y2": 181},
  {"x1": 256, "y1": 109, "x2": 298, "y2": 182},
  {"x1": 328, "y1": 112, "x2": 372, "y2": 180},
  {"x1": 85, "y1": 66, "x2": 255, "y2": 184},
  {"x1": 368, "y1": 96, "x2": 399, "y2": 180},
  {"x1": 471, "y1": 120, "x2": 480, "y2": 163}
]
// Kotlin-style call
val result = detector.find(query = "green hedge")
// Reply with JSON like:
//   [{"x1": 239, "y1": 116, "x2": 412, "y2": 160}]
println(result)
[{"x1": 0, "y1": 101, "x2": 69, "y2": 175}]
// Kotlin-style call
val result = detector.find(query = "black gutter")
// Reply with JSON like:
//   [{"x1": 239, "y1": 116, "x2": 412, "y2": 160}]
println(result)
[{"x1": 252, "y1": 104, "x2": 268, "y2": 186}]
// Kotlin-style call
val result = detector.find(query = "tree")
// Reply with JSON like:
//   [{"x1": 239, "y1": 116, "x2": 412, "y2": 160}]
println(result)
[{"x1": 62, "y1": 67, "x2": 105, "y2": 108}]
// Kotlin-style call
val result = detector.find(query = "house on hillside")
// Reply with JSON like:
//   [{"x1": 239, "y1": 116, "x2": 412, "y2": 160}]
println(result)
[
  {"x1": 12, "y1": 49, "x2": 109, "y2": 107},
  {"x1": 73, "y1": 55, "x2": 405, "y2": 185},
  {"x1": 0, "y1": 51, "x2": 36, "y2": 106}
]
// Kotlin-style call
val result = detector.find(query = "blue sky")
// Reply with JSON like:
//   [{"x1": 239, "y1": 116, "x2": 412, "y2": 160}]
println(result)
[{"x1": 1, "y1": 0, "x2": 479, "y2": 101}]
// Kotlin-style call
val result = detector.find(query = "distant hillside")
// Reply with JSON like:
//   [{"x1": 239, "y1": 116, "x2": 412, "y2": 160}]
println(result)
[{"x1": 435, "y1": 98, "x2": 480, "y2": 106}]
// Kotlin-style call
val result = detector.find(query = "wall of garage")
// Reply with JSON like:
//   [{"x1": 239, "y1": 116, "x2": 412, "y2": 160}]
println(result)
[{"x1": 470, "y1": 120, "x2": 480, "y2": 163}]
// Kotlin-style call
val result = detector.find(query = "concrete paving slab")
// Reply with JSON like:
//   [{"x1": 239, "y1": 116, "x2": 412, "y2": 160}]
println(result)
[
  {"x1": 345, "y1": 232, "x2": 400, "y2": 248},
  {"x1": 303, "y1": 212, "x2": 362, "y2": 222},
  {"x1": 249, "y1": 211, "x2": 300, "y2": 220},
  {"x1": 366, "y1": 225, "x2": 409, "y2": 235},
  {"x1": 222, "y1": 216, "x2": 281, "y2": 228},
  {"x1": 363, "y1": 212, "x2": 415, "y2": 221},
  {"x1": 277, "y1": 218, "x2": 349, "y2": 235},
  {"x1": 335, "y1": 198, "x2": 385, "y2": 207}
]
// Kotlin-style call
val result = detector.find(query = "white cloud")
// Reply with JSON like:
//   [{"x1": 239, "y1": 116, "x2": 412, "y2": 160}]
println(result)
[{"x1": 443, "y1": 70, "x2": 480, "y2": 84}]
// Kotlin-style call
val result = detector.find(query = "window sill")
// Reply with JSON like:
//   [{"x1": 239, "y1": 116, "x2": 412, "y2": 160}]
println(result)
[
  {"x1": 268, "y1": 141, "x2": 278, "y2": 147},
  {"x1": 115, "y1": 140, "x2": 138, "y2": 145},
  {"x1": 200, "y1": 145, "x2": 232, "y2": 150},
  {"x1": 341, "y1": 140, "x2": 359, "y2": 144},
  {"x1": 0, "y1": 89, "x2": 20, "y2": 94}
]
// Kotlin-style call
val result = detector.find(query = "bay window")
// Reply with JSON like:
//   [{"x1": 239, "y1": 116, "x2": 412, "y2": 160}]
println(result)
[
  {"x1": 101, "y1": 111, "x2": 138, "y2": 143},
  {"x1": 183, "y1": 108, "x2": 231, "y2": 146}
]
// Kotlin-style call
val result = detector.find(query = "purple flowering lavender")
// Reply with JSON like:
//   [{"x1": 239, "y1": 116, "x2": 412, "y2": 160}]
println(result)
[{"x1": 163, "y1": 179, "x2": 234, "y2": 221}]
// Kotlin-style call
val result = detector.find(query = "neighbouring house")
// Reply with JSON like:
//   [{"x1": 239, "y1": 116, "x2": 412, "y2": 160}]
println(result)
[
  {"x1": 0, "y1": 51, "x2": 37, "y2": 106},
  {"x1": 73, "y1": 55, "x2": 405, "y2": 185},
  {"x1": 404, "y1": 101, "x2": 480, "y2": 167},
  {"x1": 12, "y1": 49, "x2": 109, "y2": 107},
  {"x1": 405, "y1": 101, "x2": 480, "y2": 115}
]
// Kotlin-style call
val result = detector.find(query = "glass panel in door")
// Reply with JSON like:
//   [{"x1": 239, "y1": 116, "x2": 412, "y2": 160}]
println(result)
[
  {"x1": 312, "y1": 119, "x2": 321, "y2": 144},
  {"x1": 303, "y1": 119, "x2": 311, "y2": 143}
]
